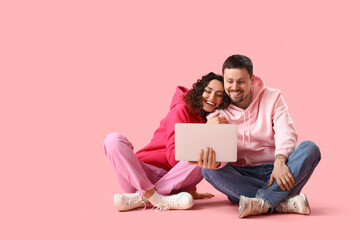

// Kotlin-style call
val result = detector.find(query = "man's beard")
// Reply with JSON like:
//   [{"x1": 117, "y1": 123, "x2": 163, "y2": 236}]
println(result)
[{"x1": 233, "y1": 90, "x2": 251, "y2": 103}]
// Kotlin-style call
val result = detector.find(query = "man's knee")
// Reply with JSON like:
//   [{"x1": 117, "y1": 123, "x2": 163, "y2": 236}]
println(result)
[
  {"x1": 202, "y1": 168, "x2": 218, "y2": 181},
  {"x1": 202, "y1": 168, "x2": 211, "y2": 179},
  {"x1": 299, "y1": 140, "x2": 321, "y2": 164}
]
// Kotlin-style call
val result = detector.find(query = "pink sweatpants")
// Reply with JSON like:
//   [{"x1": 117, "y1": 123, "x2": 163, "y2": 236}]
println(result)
[{"x1": 104, "y1": 132, "x2": 203, "y2": 196}]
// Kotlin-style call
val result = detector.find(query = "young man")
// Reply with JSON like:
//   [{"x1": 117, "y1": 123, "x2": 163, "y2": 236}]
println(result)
[{"x1": 194, "y1": 54, "x2": 321, "y2": 218}]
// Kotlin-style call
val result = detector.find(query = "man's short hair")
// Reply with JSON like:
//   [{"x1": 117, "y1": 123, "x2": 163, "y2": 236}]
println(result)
[{"x1": 222, "y1": 55, "x2": 253, "y2": 78}]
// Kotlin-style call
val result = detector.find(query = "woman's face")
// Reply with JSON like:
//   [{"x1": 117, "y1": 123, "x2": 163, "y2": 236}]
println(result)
[{"x1": 201, "y1": 79, "x2": 224, "y2": 113}]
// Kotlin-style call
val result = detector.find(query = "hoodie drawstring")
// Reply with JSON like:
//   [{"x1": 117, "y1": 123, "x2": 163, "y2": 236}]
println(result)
[
  {"x1": 242, "y1": 111, "x2": 245, "y2": 150},
  {"x1": 241, "y1": 110, "x2": 251, "y2": 149},
  {"x1": 248, "y1": 111, "x2": 251, "y2": 143}
]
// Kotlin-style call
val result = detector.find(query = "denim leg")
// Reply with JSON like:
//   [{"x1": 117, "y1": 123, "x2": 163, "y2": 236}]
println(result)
[
  {"x1": 202, "y1": 163, "x2": 264, "y2": 204},
  {"x1": 256, "y1": 141, "x2": 321, "y2": 208},
  {"x1": 288, "y1": 141, "x2": 321, "y2": 195}
]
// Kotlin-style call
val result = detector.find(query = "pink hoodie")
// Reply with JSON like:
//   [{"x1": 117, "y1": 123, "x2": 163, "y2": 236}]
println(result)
[
  {"x1": 208, "y1": 75, "x2": 298, "y2": 167},
  {"x1": 135, "y1": 86, "x2": 205, "y2": 171}
]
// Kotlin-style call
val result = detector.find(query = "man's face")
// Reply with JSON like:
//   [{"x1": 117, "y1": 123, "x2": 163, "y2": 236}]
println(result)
[{"x1": 223, "y1": 68, "x2": 252, "y2": 108}]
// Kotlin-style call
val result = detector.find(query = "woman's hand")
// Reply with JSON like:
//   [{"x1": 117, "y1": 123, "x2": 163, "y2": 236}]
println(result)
[
  {"x1": 189, "y1": 148, "x2": 220, "y2": 169},
  {"x1": 189, "y1": 190, "x2": 215, "y2": 199},
  {"x1": 207, "y1": 112, "x2": 228, "y2": 124}
]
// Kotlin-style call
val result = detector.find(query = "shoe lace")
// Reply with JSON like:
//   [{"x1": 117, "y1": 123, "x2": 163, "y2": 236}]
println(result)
[
  {"x1": 290, "y1": 201, "x2": 297, "y2": 210},
  {"x1": 153, "y1": 203, "x2": 169, "y2": 212},
  {"x1": 129, "y1": 199, "x2": 147, "y2": 210},
  {"x1": 280, "y1": 200, "x2": 296, "y2": 212},
  {"x1": 252, "y1": 199, "x2": 265, "y2": 214},
  {"x1": 127, "y1": 192, "x2": 147, "y2": 210},
  {"x1": 152, "y1": 195, "x2": 178, "y2": 212}
]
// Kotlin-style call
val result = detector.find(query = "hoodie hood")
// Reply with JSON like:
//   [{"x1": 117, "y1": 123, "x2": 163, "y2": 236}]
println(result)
[
  {"x1": 245, "y1": 74, "x2": 265, "y2": 111},
  {"x1": 170, "y1": 86, "x2": 189, "y2": 109}
]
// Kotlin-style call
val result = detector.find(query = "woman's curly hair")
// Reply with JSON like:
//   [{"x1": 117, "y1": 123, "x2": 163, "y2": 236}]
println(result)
[{"x1": 183, "y1": 72, "x2": 230, "y2": 119}]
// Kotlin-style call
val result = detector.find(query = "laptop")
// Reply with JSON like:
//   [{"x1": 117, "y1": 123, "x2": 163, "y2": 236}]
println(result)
[{"x1": 175, "y1": 123, "x2": 237, "y2": 162}]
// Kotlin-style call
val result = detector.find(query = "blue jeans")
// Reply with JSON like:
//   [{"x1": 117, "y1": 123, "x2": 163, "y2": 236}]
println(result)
[{"x1": 202, "y1": 141, "x2": 321, "y2": 210}]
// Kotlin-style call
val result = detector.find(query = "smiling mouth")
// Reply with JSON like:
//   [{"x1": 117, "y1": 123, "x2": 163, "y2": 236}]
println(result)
[
  {"x1": 206, "y1": 101, "x2": 215, "y2": 106},
  {"x1": 230, "y1": 90, "x2": 242, "y2": 96}
]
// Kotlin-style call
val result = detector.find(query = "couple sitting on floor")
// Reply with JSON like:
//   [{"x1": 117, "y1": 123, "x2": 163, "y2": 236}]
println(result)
[{"x1": 104, "y1": 54, "x2": 321, "y2": 218}]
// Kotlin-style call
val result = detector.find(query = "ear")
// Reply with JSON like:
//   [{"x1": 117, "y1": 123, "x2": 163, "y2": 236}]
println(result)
[{"x1": 249, "y1": 75, "x2": 254, "y2": 84}]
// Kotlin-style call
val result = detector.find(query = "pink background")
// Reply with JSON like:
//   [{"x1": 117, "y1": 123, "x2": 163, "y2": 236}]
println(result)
[{"x1": 1, "y1": 0, "x2": 359, "y2": 239}]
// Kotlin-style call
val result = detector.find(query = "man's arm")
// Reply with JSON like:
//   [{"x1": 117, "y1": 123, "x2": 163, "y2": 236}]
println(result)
[
  {"x1": 268, "y1": 93, "x2": 298, "y2": 191},
  {"x1": 272, "y1": 93, "x2": 298, "y2": 157}
]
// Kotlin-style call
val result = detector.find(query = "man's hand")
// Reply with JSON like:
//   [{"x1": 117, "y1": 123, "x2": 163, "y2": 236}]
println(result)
[
  {"x1": 189, "y1": 148, "x2": 220, "y2": 169},
  {"x1": 207, "y1": 112, "x2": 228, "y2": 124},
  {"x1": 268, "y1": 154, "x2": 295, "y2": 191}
]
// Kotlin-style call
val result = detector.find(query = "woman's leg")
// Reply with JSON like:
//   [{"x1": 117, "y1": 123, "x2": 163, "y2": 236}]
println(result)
[
  {"x1": 104, "y1": 132, "x2": 157, "y2": 195},
  {"x1": 104, "y1": 133, "x2": 195, "y2": 211},
  {"x1": 154, "y1": 161, "x2": 204, "y2": 195}
]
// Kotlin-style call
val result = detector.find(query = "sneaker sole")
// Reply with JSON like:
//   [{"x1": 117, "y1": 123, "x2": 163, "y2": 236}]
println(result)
[
  {"x1": 113, "y1": 194, "x2": 123, "y2": 211},
  {"x1": 238, "y1": 196, "x2": 247, "y2": 218},
  {"x1": 299, "y1": 193, "x2": 311, "y2": 215}
]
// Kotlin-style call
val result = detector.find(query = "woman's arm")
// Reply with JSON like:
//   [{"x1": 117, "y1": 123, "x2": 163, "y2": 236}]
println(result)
[{"x1": 165, "y1": 104, "x2": 191, "y2": 167}]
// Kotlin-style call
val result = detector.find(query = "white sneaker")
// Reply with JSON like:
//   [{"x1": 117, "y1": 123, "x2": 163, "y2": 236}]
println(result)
[
  {"x1": 113, "y1": 192, "x2": 148, "y2": 212},
  {"x1": 275, "y1": 193, "x2": 311, "y2": 215},
  {"x1": 238, "y1": 196, "x2": 270, "y2": 218},
  {"x1": 150, "y1": 192, "x2": 193, "y2": 211}
]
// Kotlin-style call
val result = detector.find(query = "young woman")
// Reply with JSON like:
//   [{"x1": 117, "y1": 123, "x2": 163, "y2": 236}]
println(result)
[{"x1": 104, "y1": 72, "x2": 229, "y2": 211}]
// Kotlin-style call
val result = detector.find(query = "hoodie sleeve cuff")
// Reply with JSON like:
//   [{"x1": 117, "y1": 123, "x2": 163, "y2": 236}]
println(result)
[{"x1": 275, "y1": 149, "x2": 292, "y2": 159}]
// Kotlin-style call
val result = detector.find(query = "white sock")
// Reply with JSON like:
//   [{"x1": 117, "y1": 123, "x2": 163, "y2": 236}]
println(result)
[{"x1": 146, "y1": 191, "x2": 162, "y2": 206}]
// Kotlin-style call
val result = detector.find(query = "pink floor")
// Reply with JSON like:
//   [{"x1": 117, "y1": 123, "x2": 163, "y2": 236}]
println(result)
[
  {"x1": 96, "y1": 181, "x2": 356, "y2": 240},
  {"x1": 2, "y1": 130, "x2": 358, "y2": 240},
  {"x1": 77, "y1": 180, "x2": 355, "y2": 239}
]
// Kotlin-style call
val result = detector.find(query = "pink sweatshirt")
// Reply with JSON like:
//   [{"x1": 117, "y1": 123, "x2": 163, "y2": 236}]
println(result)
[
  {"x1": 135, "y1": 86, "x2": 205, "y2": 171},
  {"x1": 208, "y1": 75, "x2": 298, "y2": 167}
]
